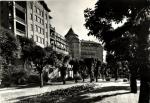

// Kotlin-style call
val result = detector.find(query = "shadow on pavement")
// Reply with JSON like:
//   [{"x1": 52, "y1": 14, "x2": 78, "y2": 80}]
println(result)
[
  {"x1": 10, "y1": 84, "x2": 136, "y2": 103},
  {"x1": 60, "y1": 92, "x2": 130, "y2": 103}
]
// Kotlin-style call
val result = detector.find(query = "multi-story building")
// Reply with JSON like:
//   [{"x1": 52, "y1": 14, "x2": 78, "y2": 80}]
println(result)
[
  {"x1": 65, "y1": 28, "x2": 81, "y2": 59},
  {"x1": 0, "y1": 1, "x2": 69, "y2": 55},
  {"x1": 26, "y1": 1, "x2": 51, "y2": 47},
  {"x1": 0, "y1": 1, "x2": 27, "y2": 37},
  {"x1": 65, "y1": 28, "x2": 103, "y2": 62},
  {"x1": 81, "y1": 40, "x2": 103, "y2": 62},
  {"x1": 55, "y1": 32, "x2": 69, "y2": 55}
]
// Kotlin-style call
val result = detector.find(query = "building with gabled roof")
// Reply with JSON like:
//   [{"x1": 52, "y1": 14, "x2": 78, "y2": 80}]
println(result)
[{"x1": 65, "y1": 28, "x2": 103, "y2": 62}]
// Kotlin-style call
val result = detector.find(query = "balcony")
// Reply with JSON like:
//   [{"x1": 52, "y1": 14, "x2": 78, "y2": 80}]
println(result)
[
  {"x1": 16, "y1": 16, "x2": 26, "y2": 24},
  {"x1": 15, "y1": 3, "x2": 26, "y2": 13},
  {"x1": 16, "y1": 29, "x2": 26, "y2": 36}
]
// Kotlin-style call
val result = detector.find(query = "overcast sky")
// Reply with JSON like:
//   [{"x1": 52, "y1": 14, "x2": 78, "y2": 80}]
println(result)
[{"x1": 45, "y1": 0, "x2": 98, "y2": 41}]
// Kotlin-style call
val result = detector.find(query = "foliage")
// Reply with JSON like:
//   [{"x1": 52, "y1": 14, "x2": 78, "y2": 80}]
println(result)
[
  {"x1": 1, "y1": 63, "x2": 28, "y2": 86},
  {"x1": 27, "y1": 75, "x2": 40, "y2": 84},
  {"x1": 84, "y1": 0, "x2": 150, "y2": 102},
  {"x1": 31, "y1": 46, "x2": 46, "y2": 73},
  {"x1": 31, "y1": 46, "x2": 58, "y2": 87},
  {"x1": 17, "y1": 36, "x2": 35, "y2": 65},
  {"x1": 0, "y1": 31, "x2": 20, "y2": 64}
]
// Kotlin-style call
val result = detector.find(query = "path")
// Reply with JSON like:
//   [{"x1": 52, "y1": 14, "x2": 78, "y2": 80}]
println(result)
[{"x1": 0, "y1": 79, "x2": 140, "y2": 103}]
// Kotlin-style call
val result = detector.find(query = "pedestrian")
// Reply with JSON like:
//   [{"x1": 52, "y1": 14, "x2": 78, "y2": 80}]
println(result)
[
  {"x1": 60, "y1": 56, "x2": 70, "y2": 84},
  {"x1": 79, "y1": 60, "x2": 87, "y2": 82},
  {"x1": 72, "y1": 59, "x2": 79, "y2": 83},
  {"x1": 90, "y1": 59, "x2": 95, "y2": 83},
  {"x1": 94, "y1": 60, "x2": 101, "y2": 82},
  {"x1": 101, "y1": 63, "x2": 106, "y2": 81}
]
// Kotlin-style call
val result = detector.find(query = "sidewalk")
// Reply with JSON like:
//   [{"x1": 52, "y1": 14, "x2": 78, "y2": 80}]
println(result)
[
  {"x1": 0, "y1": 79, "x2": 140, "y2": 103},
  {"x1": 0, "y1": 82, "x2": 88, "y2": 103}
]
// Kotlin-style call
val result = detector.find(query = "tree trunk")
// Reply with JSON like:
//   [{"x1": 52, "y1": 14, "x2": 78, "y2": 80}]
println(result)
[
  {"x1": 139, "y1": 79, "x2": 150, "y2": 103},
  {"x1": 136, "y1": 20, "x2": 150, "y2": 103},
  {"x1": 129, "y1": 64, "x2": 138, "y2": 93},
  {"x1": 130, "y1": 75, "x2": 137, "y2": 93},
  {"x1": 40, "y1": 72, "x2": 43, "y2": 87}
]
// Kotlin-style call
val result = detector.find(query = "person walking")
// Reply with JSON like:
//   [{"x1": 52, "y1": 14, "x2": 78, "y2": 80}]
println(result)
[
  {"x1": 60, "y1": 56, "x2": 70, "y2": 84},
  {"x1": 72, "y1": 59, "x2": 79, "y2": 83},
  {"x1": 94, "y1": 61, "x2": 101, "y2": 82}
]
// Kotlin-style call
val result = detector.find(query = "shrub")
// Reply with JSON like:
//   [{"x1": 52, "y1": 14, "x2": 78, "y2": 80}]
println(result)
[
  {"x1": 27, "y1": 75, "x2": 40, "y2": 83},
  {"x1": 106, "y1": 77, "x2": 110, "y2": 81},
  {"x1": 66, "y1": 77, "x2": 74, "y2": 81},
  {"x1": 50, "y1": 76, "x2": 62, "y2": 82},
  {"x1": 1, "y1": 64, "x2": 28, "y2": 86}
]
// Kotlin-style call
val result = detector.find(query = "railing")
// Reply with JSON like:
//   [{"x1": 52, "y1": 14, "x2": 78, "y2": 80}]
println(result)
[
  {"x1": 16, "y1": 29, "x2": 26, "y2": 35},
  {"x1": 16, "y1": 16, "x2": 26, "y2": 24},
  {"x1": 15, "y1": 3, "x2": 26, "y2": 12},
  {"x1": 48, "y1": 68, "x2": 59, "y2": 79}
]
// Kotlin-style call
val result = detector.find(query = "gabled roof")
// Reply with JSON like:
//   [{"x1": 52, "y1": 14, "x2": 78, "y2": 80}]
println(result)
[{"x1": 65, "y1": 28, "x2": 78, "y2": 38}]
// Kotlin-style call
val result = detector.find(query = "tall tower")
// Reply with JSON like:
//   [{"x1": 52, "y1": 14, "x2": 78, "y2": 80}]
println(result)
[{"x1": 65, "y1": 28, "x2": 81, "y2": 59}]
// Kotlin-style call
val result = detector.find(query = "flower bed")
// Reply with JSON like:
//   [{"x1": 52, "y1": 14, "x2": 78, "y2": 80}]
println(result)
[{"x1": 19, "y1": 84, "x2": 95, "y2": 103}]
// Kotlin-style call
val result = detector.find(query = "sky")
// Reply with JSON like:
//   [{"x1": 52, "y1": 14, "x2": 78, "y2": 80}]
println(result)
[
  {"x1": 45, "y1": 0, "x2": 98, "y2": 41},
  {"x1": 44, "y1": 0, "x2": 109, "y2": 62}
]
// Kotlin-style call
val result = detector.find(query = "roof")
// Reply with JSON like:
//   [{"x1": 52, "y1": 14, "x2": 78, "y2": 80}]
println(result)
[
  {"x1": 39, "y1": 1, "x2": 51, "y2": 12},
  {"x1": 81, "y1": 40, "x2": 102, "y2": 47},
  {"x1": 65, "y1": 28, "x2": 78, "y2": 38}
]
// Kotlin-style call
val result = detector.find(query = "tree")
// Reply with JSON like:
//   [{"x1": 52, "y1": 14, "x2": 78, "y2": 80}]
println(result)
[
  {"x1": 84, "y1": 0, "x2": 150, "y2": 102},
  {"x1": 0, "y1": 29, "x2": 20, "y2": 86},
  {"x1": 0, "y1": 30, "x2": 20, "y2": 64},
  {"x1": 84, "y1": 58, "x2": 95, "y2": 82},
  {"x1": 79, "y1": 60, "x2": 88, "y2": 82},
  {"x1": 17, "y1": 36, "x2": 35, "y2": 72},
  {"x1": 31, "y1": 46, "x2": 57, "y2": 87},
  {"x1": 31, "y1": 46, "x2": 46, "y2": 87}
]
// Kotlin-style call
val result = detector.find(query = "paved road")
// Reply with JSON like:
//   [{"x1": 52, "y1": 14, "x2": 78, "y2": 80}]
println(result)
[{"x1": 0, "y1": 79, "x2": 140, "y2": 103}]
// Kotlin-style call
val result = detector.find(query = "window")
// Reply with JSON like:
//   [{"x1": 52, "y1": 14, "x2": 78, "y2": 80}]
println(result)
[
  {"x1": 42, "y1": 38, "x2": 45, "y2": 44},
  {"x1": 40, "y1": 37, "x2": 42, "y2": 43},
  {"x1": 41, "y1": 20, "x2": 44, "y2": 24},
  {"x1": 41, "y1": 11, "x2": 44, "y2": 17},
  {"x1": 30, "y1": 2, "x2": 32, "y2": 9},
  {"x1": 30, "y1": 14, "x2": 33, "y2": 20},
  {"x1": 36, "y1": 25, "x2": 38, "y2": 32},
  {"x1": 38, "y1": 17, "x2": 40, "y2": 23},
  {"x1": 35, "y1": 15, "x2": 37, "y2": 21},
  {"x1": 46, "y1": 32, "x2": 48, "y2": 38},
  {"x1": 31, "y1": 24, "x2": 33, "y2": 31},
  {"x1": 39, "y1": 27, "x2": 41, "y2": 33},
  {"x1": 45, "y1": 13, "x2": 47, "y2": 19},
  {"x1": 41, "y1": 29, "x2": 44, "y2": 34},
  {"x1": 35, "y1": 6, "x2": 37, "y2": 12},
  {"x1": 45, "y1": 23, "x2": 47, "y2": 28},
  {"x1": 37, "y1": 8, "x2": 40, "y2": 14},
  {"x1": 36, "y1": 35, "x2": 38, "y2": 42}
]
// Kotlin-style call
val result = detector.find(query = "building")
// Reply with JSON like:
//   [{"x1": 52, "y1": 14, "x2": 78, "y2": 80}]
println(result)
[
  {"x1": 81, "y1": 40, "x2": 103, "y2": 62},
  {"x1": 0, "y1": 1, "x2": 69, "y2": 55},
  {"x1": 54, "y1": 32, "x2": 69, "y2": 55},
  {"x1": 65, "y1": 28, "x2": 81, "y2": 59},
  {"x1": 65, "y1": 28, "x2": 103, "y2": 62},
  {"x1": 26, "y1": 1, "x2": 51, "y2": 47},
  {"x1": 0, "y1": 1, "x2": 27, "y2": 37}
]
